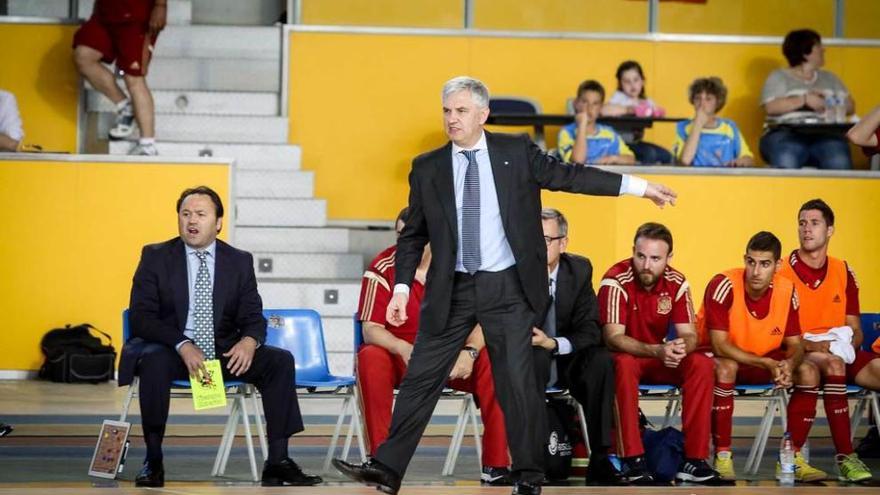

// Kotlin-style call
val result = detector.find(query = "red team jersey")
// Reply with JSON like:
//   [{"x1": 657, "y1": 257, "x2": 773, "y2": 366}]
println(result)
[
  {"x1": 356, "y1": 245, "x2": 423, "y2": 344},
  {"x1": 702, "y1": 273, "x2": 801, "y2": 337},
  {"x1": 598, "y1": 259, "x2": 695, "y2": 344}
]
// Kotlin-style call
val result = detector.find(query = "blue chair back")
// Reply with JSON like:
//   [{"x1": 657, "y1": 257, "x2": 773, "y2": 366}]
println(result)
[
  {"x1": 861, "y1": 313, "x2": 880, "y2": 352},
  {"x1": 489, "y1": 97, "x2": 540, "y2": 115},
  {"x1": 122, "y1": 309, "x2": 131, "y2": 341},
  {"x1": 353, "y1": 313, "x2": 364, "y2": 350},
  {"x1": 264, "y1": 309, "x2": 333, "y2": 384}
]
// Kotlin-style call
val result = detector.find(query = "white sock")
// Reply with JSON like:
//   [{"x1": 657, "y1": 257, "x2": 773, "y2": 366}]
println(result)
[
  {"x1": 115, "y1": 99, "x2": 131, "y2": 112},
  {"x1": 139, "y1": 137, "x2": 156, "y2": 146}
]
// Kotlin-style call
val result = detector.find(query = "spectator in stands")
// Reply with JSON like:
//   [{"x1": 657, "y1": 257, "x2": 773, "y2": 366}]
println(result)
[
  {"x1": 534, "y1": 208, "x2": 618, "y2": 484},
  {"x1": 559, "y1": 80, "x2": 636, "y2": 165},
  {"x1": 673, "y1": 77, "x2": 754, "y2": 167},
  {"x1": 598, "y1": 223, "x2": 718, "y2": 484},
  {"x1": 847, "y1": 104, "x2": 880, "y2": 156},
  {"x1": 73, "y1": 0, "x2": 166, "y2": 156},
  {"x1": 702, "y1": 231, "x2": 819, "y2": 481},
  {"x1": 778, "y1": 199, "x2": 877, "y2": 481},
  {"x1": 119, "y1": 186, "x2": 321, "y2": 487},
  {"x1": 759, "y1": 29, "x2": 854, "y2": 169},
  {"x1": 0, "y1": 89, "x2": 23, "y2": 152},
  {"x1": 601, "y1": 60, "x2": 672, "y2": 164},
  {"x1": 355, "y1": 207, "x2": 511, "y2": 486}
]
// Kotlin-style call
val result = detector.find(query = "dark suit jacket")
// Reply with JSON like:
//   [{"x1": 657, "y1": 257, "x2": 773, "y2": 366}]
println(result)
[
  {"x1": 118, "y1": 237, "x2": 266, "y2": 385},
  {"x1": 551, "y1": 253, "x2": 604, "y2": 388},
  {"x1": 396, "y1": 131, "x2": 623, "y2": 334}
]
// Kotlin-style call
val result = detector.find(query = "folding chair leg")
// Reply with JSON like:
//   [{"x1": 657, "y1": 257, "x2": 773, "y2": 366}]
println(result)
[
  {"x1": 871, "y1": 392, "x2": 880, "y2": 433},
  {"x1": 468, "y1": 397, "x2": 482, "y2": 473},
  {"x1": 119, "y1": 381, "x2": 137, "y2": 422},
  {"x1": 341, "y1": 391, "x2": 360, "y2": 461},
  {"x1": 248, "y1": 385, "x2": 267, "y2": 461},
  {"x1": 745, "y1": 396, "x2": 777, "y2": 475},
  {"x1": 442, "y1": 397, "x2": 470, "y2": 476},
  {"x1": 662, "y1": 392, "x2": 679, "y2": 428},
  {"x1": 322, "y1": 395, "x2": 349, "y2": 474},
  {"x1": 213, "y1": 396, "x2": 242, "y2": 476},
  {"x1": 238, "y1": 392, "x2": 260, "y2": 482},
  {"x1": 575, "y1": 402, "x2": 590, "y2": 458}
]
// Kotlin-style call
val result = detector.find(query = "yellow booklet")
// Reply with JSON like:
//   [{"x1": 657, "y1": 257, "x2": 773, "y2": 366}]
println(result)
[{"x1": 189, "y1": 359, "x2": 227, "y2": 410}]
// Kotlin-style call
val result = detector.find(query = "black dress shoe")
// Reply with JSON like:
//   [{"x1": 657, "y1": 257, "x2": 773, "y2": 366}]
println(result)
[
  {"x1": 0, "y1": 423, "x2": 13, "y2": 437},
  {"x1": 585, "y1": 455, "x2": 624, "y2": 485},
  {"x1": 512, "y1": 480, "x2": 542, "y2": 495},
  {"x1": 261, "y1": 457, "x2": 323, "y2": 486},
  {"x1": 332, "y1": 458, "x2": 401, "y2": 495},
  {"x1": 134, "y1": 460, "x2": 164, "y2": 487}
]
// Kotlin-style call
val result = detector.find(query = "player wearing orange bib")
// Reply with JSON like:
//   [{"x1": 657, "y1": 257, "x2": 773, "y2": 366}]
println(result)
[
  {"x1": 778, "y1": 199, "x2": 876, "y2": 482},
  {"x1": 701, "y1": 232, "x2": 823, "y2": 481}
]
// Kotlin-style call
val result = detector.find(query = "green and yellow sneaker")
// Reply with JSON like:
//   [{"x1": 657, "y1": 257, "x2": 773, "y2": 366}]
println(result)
[
  {"x1": 714, "y1": 451, "x2": 735, "y2": 480},
  {"x1": 776, "y1": 452, "x2": 827, "y2": 482},
  {"x1": 837, "y1": 453, "x2": 872, "y2": 483}
]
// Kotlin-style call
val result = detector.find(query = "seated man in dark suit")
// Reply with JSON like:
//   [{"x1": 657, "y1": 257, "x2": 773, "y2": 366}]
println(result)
[
  {"x1": 531, "y1": 208, "x2": 618, "y2": 484},
  {"x1": 118, "y1": 186, "x2": 321, "y2": 487}
]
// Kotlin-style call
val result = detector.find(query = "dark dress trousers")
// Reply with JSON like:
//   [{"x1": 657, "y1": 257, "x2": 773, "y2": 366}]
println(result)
[
  {"x1": 119, "y1": 237, "x2": 303, "y2": 442},
  {"x1": 533, "y1": 253, "x2": 615, "y2": 456},
  {"x1": 376, "y1": 131, "x2": 623, "y2": 483}
]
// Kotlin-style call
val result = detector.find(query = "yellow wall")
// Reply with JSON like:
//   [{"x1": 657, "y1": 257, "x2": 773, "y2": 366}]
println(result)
[
  {"x1": 844, "y1": 0, "x2": 880, "y2": 39},
  {"x1": 0, "y1": 24, "x2": 79, "y2": 153},
  {"x1": 658, "y1": 0, "x2": 835, "y2": 36},
  {"x1": 542, "y1": 173, "x2": 880, "y2": 313},
  {"x1": 301, "y1": 0, "x2": 462, "y2": 28},
  {"x1": 0, "y1": 158, "x2": 231, "y2": 371},
  {"x1": 473, "y1": 0, "x2": 647, "y2": 33},
  {"x1": 288, "y1": 31, "x2": 880, "y2": 220}
]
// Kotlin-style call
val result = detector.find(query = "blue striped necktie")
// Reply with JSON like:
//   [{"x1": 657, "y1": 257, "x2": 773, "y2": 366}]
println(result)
[{"x1": 460, "y1": 149, "x2": 481, "y2": 274}]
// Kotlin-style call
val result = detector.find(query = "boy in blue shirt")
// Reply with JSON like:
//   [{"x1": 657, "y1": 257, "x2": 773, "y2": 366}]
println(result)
[
  {"x1": 558, "y1": 80, "x2": 635, "y2": 165},
  {"x1": 673, "y1": 77, "x2": 754, "y2": 167}
]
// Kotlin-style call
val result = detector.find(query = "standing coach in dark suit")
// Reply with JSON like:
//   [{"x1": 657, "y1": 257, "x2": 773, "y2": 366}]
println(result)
[
  {"x1": 334, "y1": 76, "x2": 676, "y2": 495},
  {"x1": 118, "y1": 186, "x2": 321, "y2": 487},
  {"x1": 532, "y1": 208, "x2": 618, "y2": 484}
]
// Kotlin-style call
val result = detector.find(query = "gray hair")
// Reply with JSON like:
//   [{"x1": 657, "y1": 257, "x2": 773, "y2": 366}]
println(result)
[
  {"x1": 541, "y1": 208, "x2": 568, "y2": 237},
  {"x1": 442, "y1": 76, "x2": 490, "y2": 108}
]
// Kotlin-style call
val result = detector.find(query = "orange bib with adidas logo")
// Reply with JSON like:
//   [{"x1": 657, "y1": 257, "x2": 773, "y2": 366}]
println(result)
[
  {"x1": 779, "y1": 256, "x2": 847, "y2": 336},
  {"x1": 722, "y1": 268, "x2": 794, "y2": 357}
]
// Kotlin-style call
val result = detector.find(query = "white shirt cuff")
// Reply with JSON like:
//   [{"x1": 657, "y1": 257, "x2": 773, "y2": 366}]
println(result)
[
  {"x1": 556, "y1": 337, "x2": 573, "y2": 356},
  {"x1": 620, "y1": 175, "x2": 648, "y2": 197},
  {"x1": 393, "y1": 284, "x2": 410, "y2": 297},
  {"x1": 175, "y1": 339, "x2": 191, "y2": 353}
]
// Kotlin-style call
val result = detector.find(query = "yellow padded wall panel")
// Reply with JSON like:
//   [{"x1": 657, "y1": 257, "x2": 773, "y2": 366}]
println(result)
[
  {"x1": 473, "y1": 0, "x2": 648, "y2": 33},
  {"x1": 844, "y1": 0, "x2": 880, "y2": 39},
  {"x1": 301, "y1": 0, "x2": 463, "y2": 28},
  {"x1": 0, "y1": 159, "x2": 230, "y2": 371},
  {"x1": 658, "y1": 0, "x2": 835, "y2": 37},
  {"x1": 0, "y1": 24, "x2": 79, "y2": 153}
]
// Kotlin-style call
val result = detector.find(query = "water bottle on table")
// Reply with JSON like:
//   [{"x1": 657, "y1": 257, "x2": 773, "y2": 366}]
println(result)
[{"x1": 778, "y1": 431, "x2": 795, "y2": 485}]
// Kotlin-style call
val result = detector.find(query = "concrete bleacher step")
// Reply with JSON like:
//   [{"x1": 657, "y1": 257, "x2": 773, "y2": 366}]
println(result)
[
  {"x1": 237, "y1": 170, "x2": 314, "y2": 198},
  {"x1": 236, "y1": 226, "x2": 354, "y2": 253},
  {"x1": 148, "y1": 57, "x2": 280, "y2": 92},
  {"x1": 236, "y1": 198, "x2": 327, "y2": 227},
  {"x1": 155, "y1": 25, "x2": 280, "y2": 60},
  {"x1": 87, "y1": 89, "x2": 278, "y2": 116},
  {"x1": 252, "y1": 252, "x2": 363, "y2": 279},
  {"x1": 108, "y1": 142, "x2": 301, "y2": 170},
  {"x1": 98, "y1": 114, "x2": 288, "y2": 143},
  {"x1": 258, "y1": 279, "x2": 361, "y2": 317}
]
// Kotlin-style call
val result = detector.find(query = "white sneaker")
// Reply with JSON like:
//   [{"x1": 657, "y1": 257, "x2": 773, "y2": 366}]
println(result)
[
  {"x1": 129, "y1": 142, "x2": 158, "y2": 156},
  {"x1": 109, "y1": 101, "x2": 136, "y2": 140}
]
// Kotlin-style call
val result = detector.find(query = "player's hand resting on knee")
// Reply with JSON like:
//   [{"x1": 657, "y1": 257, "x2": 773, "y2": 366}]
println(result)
[{"x1": 224, "y1": 336, "x2": 258, "y2": 376}]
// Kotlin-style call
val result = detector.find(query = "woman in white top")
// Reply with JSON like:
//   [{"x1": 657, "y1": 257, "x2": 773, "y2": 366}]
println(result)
[{"x1": 758, "y1": 29, "x2": 854, "y2": 169}]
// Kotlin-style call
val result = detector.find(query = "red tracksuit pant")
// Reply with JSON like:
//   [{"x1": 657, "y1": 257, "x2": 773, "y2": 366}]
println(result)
[
  {"x1": 612, "y1": 352, "x2": 714, "y2": 459},
  {"x1": 357, "y1": 344, "x2": 510, "y2": 468}
]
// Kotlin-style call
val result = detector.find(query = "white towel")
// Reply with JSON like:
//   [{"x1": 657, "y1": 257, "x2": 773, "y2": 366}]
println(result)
[{"x1": 803, "y1": 326, "x2": 856, "y2": 364}]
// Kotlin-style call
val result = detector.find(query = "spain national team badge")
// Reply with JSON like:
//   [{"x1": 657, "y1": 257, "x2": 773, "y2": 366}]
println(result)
[{"x1": 657, "y1": 295, "x2": 672, "y2": 315}]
